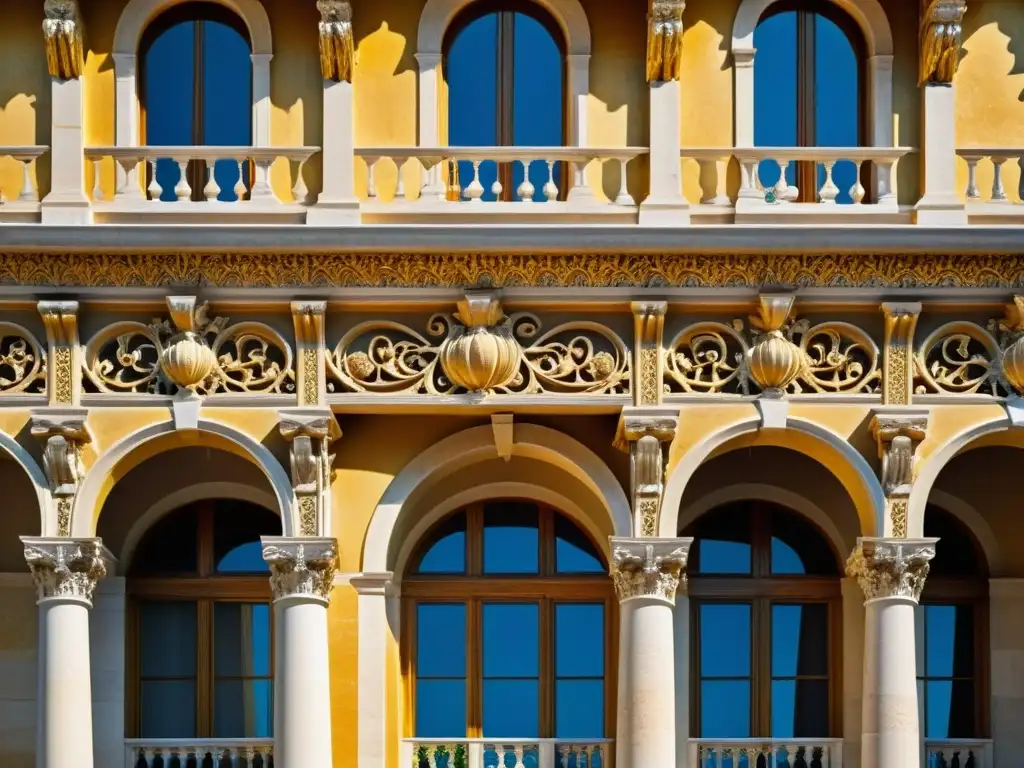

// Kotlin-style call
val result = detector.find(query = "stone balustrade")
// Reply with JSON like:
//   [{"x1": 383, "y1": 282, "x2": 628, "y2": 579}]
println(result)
[
  {"x1": 688, "y1": 738, "x2": 844, "y2": 768},
  {"x1": 124, "y1": 739, "x2": 274, "y2": 768},
  {"x1": 957, "y1": 149, "x2": 1024, "y2": 223},
  {"x1": 402, "y1": 738, "x2": 611, "y2": 768},
  {"x1": 925, "y1": 739, "x2": 993, "y2": 768},
  {"x1": 0, "y1": 146, "x2": 47, "y2": 222}
]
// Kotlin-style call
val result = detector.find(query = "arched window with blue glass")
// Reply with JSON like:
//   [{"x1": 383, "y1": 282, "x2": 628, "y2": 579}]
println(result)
[
  {"x1": 127, "y1": 500, "x2": 279, "y2": 747},
  {"x1": 685, "y1": 501, "x2": 840, "y2": 742},
  {"x1": 752, "y1": 2, "x2": 866, "y2": 203},
  {"x1": 404, "y1": 501, "x2": 611, "y2": 763},
  {"x1": 139, "y1": 2, "x2": 253, "y2": 202},
  {"x1": 444, "y1": 1, "x2": 566, "y2": 202}
]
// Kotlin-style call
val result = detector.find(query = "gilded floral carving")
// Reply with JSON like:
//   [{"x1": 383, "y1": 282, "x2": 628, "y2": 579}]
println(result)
[
  {"x1": 889, "y1": 499, "x2": 909, "y2": 538},
  {"x1": 23, "y1": 538, "x2": 107, "y2": 605},
  {"x1": 610, "y1": 538, "x2": 692, "y2": 603},
  {"x1": 647, "y1": 0, "x2": 685, "y2": 82},
  {"x1": 913, "y1": 314, "x2": 1023, "y2": 397},
  {"x1": 262, "y1": 539, "x2": 338, "y2": 603},
  {"x1": 846, "y1": 538, "x2": 936, "y2": 602},
  {"x1": 0, "y1": 323, "x2": 46, "y2": 395}
]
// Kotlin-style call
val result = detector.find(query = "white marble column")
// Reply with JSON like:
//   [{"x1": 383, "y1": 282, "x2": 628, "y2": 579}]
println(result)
[
  {"x1": 847, "y1": 537, "x2": 937, "y2": 768},
  {"x1": 262, "y1": 537, "x2": 338, "y2": 767},
  {"x1": 611, "y1": 537, "x2": 693, "y2": 768},
  {"x1": 22, "y1": 537, "x2": 109, "y2": 768},
  {"x1": 351, "y1": 573, "x2": 395, "y2": 768},
  {"x1": 672, "y1": 591, "x2": 691, "y2": 768}
]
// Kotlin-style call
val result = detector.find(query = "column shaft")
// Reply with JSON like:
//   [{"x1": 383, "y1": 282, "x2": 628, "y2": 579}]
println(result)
[{"x1": 41, "y1": 600, "x2": 95, "y2": 768}]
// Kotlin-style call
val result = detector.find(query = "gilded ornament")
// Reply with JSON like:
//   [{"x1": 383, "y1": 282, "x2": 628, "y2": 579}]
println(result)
[
  {"x1": 440, "y1": 294, "x2": 521, "y2": 392},
  {"x1": 747, "y1": 295, "x2": 803, "y2": 395},
  {"x1": 161, "y1": 331, "x2": 217, "y2": 391},
  {"x1": 882, "y1": 304, "x2": 920, "y2": 407},
  {"x1": 0, "y1": 323, "x2": 46, "y2": 395},
  {"x1": 997, "y1": 296, "x2": 1024, "y2": 395},
  {"x1": 43, "y1": 0, "x2": 84, "y2": 80},
  {"x1": 299, "y1": 497, "x2": 318, "y2": 537},
  {"x1": 639, "y1": 499, "x2": 658, "y2": 537},
  {"x1": 302, "y1": 348, "x2": 319, "y2": 406},
  {"x1": 889, "y1": 499, "x2": 909, "y2": 538},
  {"x1": 318, "y1": 0, "x2": 354, "y2": 83},
  {"x1": 345, "y1": 351, "x2": 375, "y2": 381},
  {"x1": 914, "y1": 321, "x2": 1008, "y2": 396},
  {"x1": 56, "y1": 498, "x2": 72, "y2": 538},
  {"x1": 53, "y1": 348, "x2": 73, "y2": 403},
  {"x1": 646, "y1": 0, "x2": 685, "y2": 83},
  {"x1": 919, "y1": 0, "x2": 967, "y2": 86}
]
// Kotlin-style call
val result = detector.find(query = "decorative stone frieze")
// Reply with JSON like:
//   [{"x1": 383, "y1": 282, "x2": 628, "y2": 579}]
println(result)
[
  {"x1": 318, "y1": 0, "x2": 354, "y2": 83},
  {"x1": 262, "y1": 537, "x2": 338, "y2": 603},
  {"x1": 615, "y1": 407, "x2": 678, "y2": 537},
  {"x1": 610, "y1": 537, "x2": 692, "y2": 603},
  {"x1": 632, "y1": 302, "x2": 666, "y2": 406},
  {"x1": 646, "y1": 0, "x2": 685, "y2": 83},
  {"x1": 43, "y1": 0, "x2": 84, "y2": 80},
  {"x1": 871, "y1": 409, "x2": 929, "y2": 537},
  {"x1": 292, "y1": 301, "x2": 328, "y2": 406},
  {"x1": 22, "y1": 537, "x2": 108, "y2": 605},
  {"x1": 279, "y1": 409, "x2": 341, "y2": 537},
  {"x1": 31, "y1": 407, "x2": 91, "y2": 537},
  {"x1": 919, "y1": 0, "x2": 968, "y2": 86},
  {"x1": 38, "y1": 301, "x2": 81, "y2": 406},
  {"x1": 881, "y1": 303, "x2": 921, "y2": 406},
  {"x1": 846, "y1": 537, "x2": 937, "y2": 602}
]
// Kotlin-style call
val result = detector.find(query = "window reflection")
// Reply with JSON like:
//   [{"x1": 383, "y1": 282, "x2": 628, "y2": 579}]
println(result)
[
  {"x1": 213, "y1": 603, "x2": 273, "y2": 737},
  {"x1": 483, "y1": 502, "x2": 539, "y2": 574},
  {"x1": 771, "y1": 604, "x2": 829, "y2": 738},
  {"x1": 555, "y1": 516, "x2": 604, "y2": 574},
  {"x1": 699, "y1": 603, "x2": 751, "y2": 737},
  {"x1": 416, "y1": 512, "x2": 468, "y2": 574},
  {"x1": 555, "y1": 604, "x2": 605, "y2": 738},
  {"x1": 416, "y1": 603, "x2": 467, "y2": 737},
  {"x1": 917, "y1": 604, "x2": 976, "y2": 738}
]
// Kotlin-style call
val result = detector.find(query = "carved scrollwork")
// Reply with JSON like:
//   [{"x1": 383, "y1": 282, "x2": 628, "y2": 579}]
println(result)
[
  {"x1": 914, "y1": 321, "x2": 1008, "y2": 396},
  {"x1": 0, "y1": 323, "x2": 46, "y2": 395},
  {"x1": 206, "y1": 322, "x2": 295, "y2": 395},
  {"x1": 665, "y1": 321, "x2": 750, "y2": 395},
  {"x1": 790, "y1": 320, "x2": 881, "y2": 394}
]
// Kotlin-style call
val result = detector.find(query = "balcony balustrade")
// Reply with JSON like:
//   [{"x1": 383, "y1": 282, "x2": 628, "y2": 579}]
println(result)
[
  {"x1": 402, "y1": 738, "x2": 612, "y2": 768},
  {"x1": 925, "y1": 739, "x2": 993, "y2": 768},
  {"x1": 0, "y1": 146, "x2": 47, "y2": 222},
  {"x1": 125, "y1": 739, "x2": 273, "y2": 768},
  {"x1": 688, "y1": 738, "x2": 844, "y2": 768},
  {"x1": 958, "y1": 149, "x2": 1024, "y2": 223},
  {"x1": 356, "y1": 147, "x2": 646, "y2": 223},
  {"x1": 84, "y1": 146, "x2": 318, "y2": 224}
]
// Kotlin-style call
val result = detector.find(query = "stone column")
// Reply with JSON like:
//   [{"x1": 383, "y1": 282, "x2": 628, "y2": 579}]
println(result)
[
  {"x1": 847, "y1": 537, "x2": 937, "y2": 768},
  {"x1": 21, "y1": 537, "x2": 108, "y2": 768},
  {"x1": 262, "y1": 537, "x2": 338, "y2": 768},
  {"x1": 611, "y1": 537, "x2": 693, "y2": 768},
  {"x1": 351, "y1": 573, "x2": 395, "y2": 768}
]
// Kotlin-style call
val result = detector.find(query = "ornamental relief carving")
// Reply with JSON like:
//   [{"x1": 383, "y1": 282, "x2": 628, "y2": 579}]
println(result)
[
  {"x1": 0, "y1": 323, "x2": 46, "y2": 395},
  {"x1": 23, "y1": 538, "x2": 107, "y2": 605},
  {"x1": 263, "y1": 540, "x2": 338, "y2": 603},
  {"x1": 610, "y1": 539, "x2": 692, "y2": 604},
  {"x1": 846, "y1": 539, "x2": 935, "y2": 602}
]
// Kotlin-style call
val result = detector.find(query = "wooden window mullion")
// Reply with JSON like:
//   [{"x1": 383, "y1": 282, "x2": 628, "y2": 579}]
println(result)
[
  {"x1": 796, "y1": 10, "x2": 817, "y2": 203},
  {"x1": 467, "y1": 598, "x2": 482, "y2": 738},
  {"x1": 497, "y1": 10, "x2": 516, "y2": 200},
  {"x1": 190, "y1": 19, "x2": 206, "y2": 200},
  {"x1": 196, "y1": 599, "x2": 213, "y2": 737},
  {"x1": 540, "y1": 599, "x2": 553, "y2": 738}
]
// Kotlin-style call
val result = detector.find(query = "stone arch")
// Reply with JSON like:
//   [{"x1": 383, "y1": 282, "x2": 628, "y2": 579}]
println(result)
[
  {"x1": 660, "y1": 415, "x2": 885, "y2": 540},
  {"x1": 730, "y1": 0, "x2": 895, "y2": 147},
  {"x1": 0, "y1": 431, "x2": 51, "y2": 537},
  {"x1": 73, "y1": 418, "x2": 295, "y2": 539},
  {"x1": 417, "y1": 0, "x2": 591, "y2": 55},
  {"x1": 362, "y1": 423, "x2": 630, "y2": 575},
  {"x1": 925, "y1": 488, "x2": 1001, "y2": 575}
]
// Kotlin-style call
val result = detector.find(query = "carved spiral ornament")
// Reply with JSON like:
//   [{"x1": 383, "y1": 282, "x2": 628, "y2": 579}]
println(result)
[
  {"x1": 914, "y1": 321, "x2": 1008, "y2": 397},
  {"x1": 665, "y1": 321, "x2": 750, "y2": 395},
  {"x1": 791, "y1": 320, "x2": 880, "y2": 394},
  {"x1": 0, "y1": 323, "x2": 46, "y2": 395}
]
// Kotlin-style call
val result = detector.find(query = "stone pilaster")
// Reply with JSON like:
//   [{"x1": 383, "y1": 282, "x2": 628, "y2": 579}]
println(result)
[
  {"x1": 278, "y1": 408, "x2": 341, "y2": 537},
  {"x1": 38, "y1": 301, "x2": 81, "y2": 407},
  {"x1": 870, "y1": 409, "x2": 929, "y2": 537},
  {"x1": 351, "y1": 572, "x2": 396, "y2": 768},
  {"x1": 881, "y1": 303, "x2": 921, "y2": 406},
  {"x1": 30, "y1": 407, "x2": 91, "y2": 537},
  {"x1": 615, "y1": 407, "x2": 679, "y2": 537},
  {"x1": 632, "y1": 302, "x2": 667, "y2": 406},
  {"x1": 291, "y1": 301, "x2": 328, "y2": 406}
]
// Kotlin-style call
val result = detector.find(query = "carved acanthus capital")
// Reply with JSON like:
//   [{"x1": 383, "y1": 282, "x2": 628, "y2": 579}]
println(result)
[
  {"x1": 22, "y1": 537, "x2": 108, "y2": 606},
  {"x1": 871, "y1": 410, "x2": 929, "y2": 496},
  {"x1": 261, "y1": 537, "x2": 338, "y2": 604},
  {"x1": 318, "y1": 0, "x2": 354, "y2": 82},
  {"x1": 846, "y1": 537, "x2": 937, "y2": 602},
  {"x1": 610, "y1": 537, "x2": 692, "y2": 603},
  {"x1": 43, "y1": 0, "x2": 84, "y2": 80},
  {"x1": 920, "y1": 0, "x2": 968, "y2": 86},
  {"x1": 646, "y1": 0, "x2": 685, "y2": 83}
]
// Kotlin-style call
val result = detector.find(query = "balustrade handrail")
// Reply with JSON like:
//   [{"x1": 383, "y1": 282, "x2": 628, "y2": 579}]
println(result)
[
  {"x1": 86, "y1": 145, "x2": 319, "y2": 162},
  {"x1": 357, "y1": 146, "x2": 647, "y2": 162},
  {"x1": 925, "y1": 739, "x2": 993, "y2": 768},
  {"x1": 404, "y1": 738, "x2": 615, "y2": 744},
  {"x1": 124, "y1": 738, "x2": 275, "y2": 747},
  {"x1": 0, "y1": 145, "x2": 49, "y2": 160},
  {"x1": 0, "y1": 146, "x2": 48, "y2": 205},
  {"x1": 956, "y1": 147, "x2": 1024, "y2": 157},
  {"x1": 688, "y1": 738, "x2": 843, "y2": 746}
]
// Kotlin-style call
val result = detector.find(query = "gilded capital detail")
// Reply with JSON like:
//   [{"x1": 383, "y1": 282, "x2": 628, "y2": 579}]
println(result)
[
  {"x1": 847, "y1": 537, "x2": 937, "y2": 602},
  {"x1": 646, "y1": 0, "x2": 685, "y2": 82},
  {"x1": 22, "y1": 537, "x2": 107, "y2": 605},
  {"x1": 920, "y1": 0, "x2": 967, "y2": 86},
  {"x1": 610, "y1": 537, "x2": 693, "y2": 603},
  {"x1": 318, "y1": 0, "x2": 354, "y2": 82},
  {"x1": 262, "y1": 538, "x2": 338, "y2": 603},
  {"x1": 43, "y1": 0, "x2": 84, "y2": 80}
]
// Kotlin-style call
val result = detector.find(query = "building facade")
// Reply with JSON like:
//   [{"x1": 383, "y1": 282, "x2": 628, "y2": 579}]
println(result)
[{"x1": 0, "y1": 0, "x2": 1023, "y2": 767}]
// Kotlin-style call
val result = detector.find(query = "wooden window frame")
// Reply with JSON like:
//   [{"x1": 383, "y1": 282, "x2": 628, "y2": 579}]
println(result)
[
  {"x1": 126, "y1": 500, "x2": 274, "y2": 739},
  {"x1": 688, "y1": 501, "x2": 843, "y2": 739},
  {"x1": 401, "y1": 502, "x2": 616, "y2": 740}
]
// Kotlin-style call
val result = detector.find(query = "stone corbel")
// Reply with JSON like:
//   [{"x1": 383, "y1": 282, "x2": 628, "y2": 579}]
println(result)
[
  {"x1": 609, "y1": 536, "x2": 692, "y2": 603},
  {"x1": 919, "y1": 0, "x2": 968, "y2": 86},
  {"x1": 881, "y1": 303, "x2": 922, "y2": 406},
  {"x1": 632, "y1": 302, "x2": 667, "y2": 406},
  {"x1": 292, "y1": 301, "x2": 328, "y2": 406},
  {"x1": 30, "y1": 407, "x2": 91, "y2": 537},
  {"x1": 279, "y1": 408, "x2": 342, "y2": 537},
  {"x1": 38, "y1": 301, "x2": 81, "y2": 406},
  {"x1": 871, "y1": 408, "x2": 930, "y2": 537},
  {"x1": 43, "y1": 0, "x2": 84, "y2": 80},
  {"x1": 615, "y1": 406, "x2": 679, "y2": 537},
  {"x1": 318, "y1": 0, "x2": 354, "y2": 83},
  {"x1": 646, "y1": 0, "x2": 685, "y2": 83}
]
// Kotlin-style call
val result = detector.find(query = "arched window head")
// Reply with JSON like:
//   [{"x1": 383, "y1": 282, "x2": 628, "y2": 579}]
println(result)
[{"x1": 443, "y1": 1, "x2": 566, "y2": 202}]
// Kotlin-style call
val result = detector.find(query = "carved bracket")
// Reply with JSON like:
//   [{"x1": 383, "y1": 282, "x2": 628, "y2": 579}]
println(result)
[
  {"x1": 632, "y1": 302, "x2": 666, "y2": 406},
  {"x1": 615, "y1": 407, "x2": 679, "y2": 537},
  {"x1": 30, "y1": 407, "x2": 91, "y2": 537},
  {"x1": 279, "y1": 408, "x2": 342, "y2": 537},
  {"x1": 43, "y1": 0, "x2": 84, "y2": 80},
  {"x1": 39, "y1": 301, "x2": 80, "y2": 406},
  {"x1": 610, "y1": 536, "x2": 692, "y2": 604},
  {"x1": 871, "y1": 408, "x2": 929, "y2": 537},
  {"x1": 293, "y1": 301, "x2": 328, "y2": 407},
  {"x1": 261, "y1": 536, "x2": 338, "y2": 604},
  {"x1": 846, "y1": 537, "x2": 937, "y2": 602}
]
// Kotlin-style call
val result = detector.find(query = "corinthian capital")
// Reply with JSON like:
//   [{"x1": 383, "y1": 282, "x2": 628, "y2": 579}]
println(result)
[
  {"x1": 846, "y1": 537, "x2": 937, "y2": 602},
  {"x1": 262, "y1": 537, "x2": 338, "y2": 604},
  {"x1": 610, "y1": 537, "x2": 692, "y2": 604},
  {"x1": 22, "y1": 537, "x2": 108, "y2": 606}
]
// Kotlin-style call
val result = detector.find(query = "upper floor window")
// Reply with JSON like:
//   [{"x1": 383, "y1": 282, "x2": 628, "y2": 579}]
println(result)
[
  {"x1": 444, "y1": 2, "x2": 565, "y2": 201},
  {"x1": 140, "y1": 2, "x2": 253, "y2": 201},
  {"x1": 405, "y1": 502, "x2": 609, "y2": 748},
  {"x1": 753, "y1": 2, "x2": 865, "y2": 202},
  {"x1": 685, "y1": 501, "x2": 840, "y2": 740}
]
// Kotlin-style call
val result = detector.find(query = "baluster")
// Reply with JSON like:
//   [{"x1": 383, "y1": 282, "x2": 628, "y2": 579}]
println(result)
[
  {"x1": 490, "y1": 163, "x2": 503, "y2": 200},
  {"x1": 245, "y1": 745, "x2": 257, "y2": 768},
  {"x1": 517, "y1": 159, "x2": 535, "y2": 202},
  {"x1": 737, "y1": 156, "x2": 761, "y2": 200},
  {"x1": 786, "y1": 745, "x2": 797, "y2": 768},
  {"x1": 174, "y1": 157, "x2": 192, "y2": 201},
  {"x1": 849, "y1": 160, "x2": 866, "y2": 204},
  {"x1": 204, "y1": 157, "x2": 222, "y2": 201},
  {"x1": 144, "y1": 748, "x2": 156, "y2": 768},
  {"x1": 427, "y1": 745, "x2": 439, "y2": 768},
  {"x1": 465, "y1": 160, "x2": 484, "y2": 202},
  {"x1": 964, "y1": 155, "x2": 981, "y2": 200},
  {"x1": 293, "y1": 160, "x2": 310, "y2": 205},
  {"x1": 567, "y1": 158, "x2": 592, "y2": 201},
  {"x1": 558, "y1": 744, "x2": 570, "y2": 768},
  {"x1": 18, "y1": 156, "x2": 36, "y2": 201},
  {"x1": 543, "y1": 160, "x2": 559, "y2": 201},
  {"x1": 363, "y1": 156, "x2": 380, "y2": 199},
  {"x1": 732, "y1": 746, "x2": 743, "y2": 768},
  {"x1": 714, "y1": 744, "x2": 723, "y2": 768},
  {"x1": 615, "y1": 158, "x2": 635, "y2": 205},
  {"x1": 91, "y1": 158, "x2": 105, "y2": 201},
  {"x1": 514, "y1": 745, "x2": 526, "y2": 768},
  {"x1": 234, "y1": 158, "x2": 248, "y2": 201},
  {"x1": 419, "y1": 157, "x2": 447, "y2": 201},
  {"x1": 774, "y1": 159, "x2": 798, "y2": 202},
  {"x1": 818, "y1": 160, "x2": 839, "y2": 203},
  {"x1": 990, "y1": 156, "x2": 1010, "y2": 203},
  {"x1": 395, "y1": 157, "x2": 407, "y2": 200},
  {"x1": 250, "y1": 157, "x2": 275, "y2": 200},
  {"x1": 147, "y1": 158, "x2": 163, "y2": 201}
]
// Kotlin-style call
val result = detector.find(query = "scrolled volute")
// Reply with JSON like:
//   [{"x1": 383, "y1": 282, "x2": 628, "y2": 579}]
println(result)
[
  {"x1": 23, "y1": 538, "x2": 107, "y2": 605},
  {"x1": 0, "y1": 322, "x2": 46, "y2": 395},
  {"x1": 914, "y1": 320, "x2": 1008, "y2": 397}
]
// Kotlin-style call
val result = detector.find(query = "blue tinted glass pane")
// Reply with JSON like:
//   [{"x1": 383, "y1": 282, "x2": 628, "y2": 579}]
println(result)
[
  {"x1": 772, "y1": 604, "x2": 828, "y2": 677},
  {"x1": 483, "y1": 503, "x2": 539, "y2": 574},
  {"x1": 217, "y1": 542, "x2": 269, "y2": 573},
  {"x1": 202, "y1": 19, "x2": 252, "y2": 201},
  {"x1": 771, "y1": 537, "x2": 805, "y2": 574},
  {"x1": 214, "y1": 603, "x2": 271, "y2": 677},
  {"x1": 144, "y1": 20, "x2": 195, "y2": 200},
  {"x1": 483, "y1": 603, "x2": 538, "y2": 677},
  {"x1": 815, "y1": 15, "x2": 859, "y2": 203},
  {"x1": 513, "y1": 13, "x2": 563, "y2": 201},
  {"x1": 925, "y1": 605, "x2": 974, "y2": 679},
  {"x1": 555, "y1": 603, "x2": 604, "y2": 677},
  {"x1": 418, "y1": 515, "x2": 467, "y2": 574},
  {"x1": 482, "y1": 679, "x2": 539, "y2": 737},
  {"x1": 556, "y1": 680, "x2": 604, "y2": 738},
  {"x1": 700, "y1": 604, "x2": 751, "y2": 677},
  {"x1": 416, "y1": 679, "x2": 467, "y2": 737},
  {"x1": 417, "y1": 603, "x2": 466, "y2": 677},
  {"x1": 753, "y1": 12, "x2": 797, "y2": 148},
  {"x1": 698, "y1": 539, "x2": 752, "y2": 575},
  {"x1": 214, "y1": 679, "x2": 273, "y2": 738},
  {"x1": 139, "y1": 601, "x2": 197, "y2": 677},
  {"x1": 926, "y1": 680, "x2": 953, "y2": 739},
  {"x1": 448, "y1": 14, "x2": 498, "y2": 201},
  {"x1": 141, "y1": 680, "x2": 197, "y2": 738},
  {"x1": 700, "y1": 680, "x2": 750, "y2": 738},
  {"x1": 771, "y1": 679, "x2": 829, "y2": 739},
  {"x1": 555, "y1": 516, "x2": 604, "y2": 574}
]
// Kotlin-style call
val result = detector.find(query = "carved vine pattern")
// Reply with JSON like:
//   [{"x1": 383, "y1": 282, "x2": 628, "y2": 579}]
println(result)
[
  {"x1": 914, "y1": 321, "x2": 1010, "y2": 397},
  {"x1": 0, "y1": 323, "x2": 46, "y2": 395}
]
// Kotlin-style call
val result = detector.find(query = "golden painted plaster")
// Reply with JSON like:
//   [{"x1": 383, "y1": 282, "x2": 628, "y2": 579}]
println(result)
[
  {"x1": 914, "y1": 403, "x2": 1009, "y2": 462},
  {"x1": 0, "y1": 411, "x2": 32, "y2": 444},
  {"x1": 328, "y1": 585, "x2": 359, "y2": 768}
]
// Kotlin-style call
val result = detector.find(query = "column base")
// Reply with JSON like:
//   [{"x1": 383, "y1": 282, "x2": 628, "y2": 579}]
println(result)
[
  {"x1": 41, "y1": 194, "x2": 92, "y2": 226},
  {"x1": 638, "y1": 196, "x2": 690, "y2": 226},
  {"x1": 306, "y1": 199, "x2": 361, "y2": 226},
  {"x1": 914, "y1": 194, "x2": 968, "y2": 226}
]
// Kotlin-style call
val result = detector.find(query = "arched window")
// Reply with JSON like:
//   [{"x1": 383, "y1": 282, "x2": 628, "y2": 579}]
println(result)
[
  {"x1": 752, "y1": 2, "x2": 865, "y2": 203},
  {"x1": 127, "y1": 500, "x2": 280, "y2": 742},
  {"x1": 139, "y1": 2, "x2": 253, "y2": 201},
  {"x1": 404, "y1": 501, "x2": 610, "y2": 747},
  {"x1": 685, "y1": 501, "x2": 840, "y2": 739},
  {"x1": 918, "y1": 506, "x2": 989, "y2": 742},
  {"x1": 444, "y1": 1, "x2": 565, "y2": 201}
]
